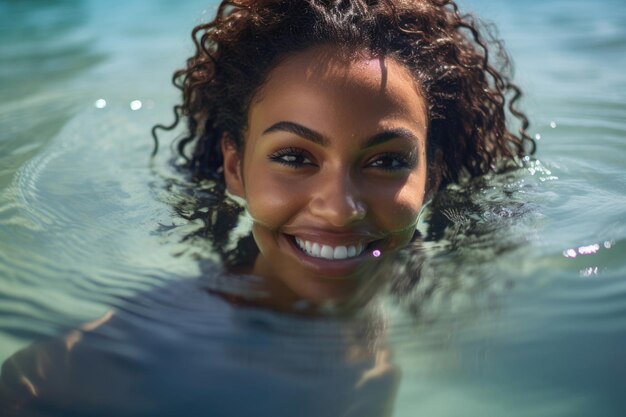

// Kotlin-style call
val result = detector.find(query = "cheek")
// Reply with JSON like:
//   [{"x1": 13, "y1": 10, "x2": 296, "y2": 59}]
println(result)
[
  {"x1": 371, "y1": 177, "x2": 425, "y2": 229},
  {"x1": 243, "y1": 171, "x2": 305, "y2": 229},
  {"x1": 377, "y1": 194, "x2": 422, "y2": 230},
  {"x1": 377, "y1": 192, "x2": 423, "y2": 249},
  {"x1": 250, "y1": 223, "x2": 276, "y2": 257},
  {"x1": 370, "y1": 187, "x2": 424, "y2": 252}
]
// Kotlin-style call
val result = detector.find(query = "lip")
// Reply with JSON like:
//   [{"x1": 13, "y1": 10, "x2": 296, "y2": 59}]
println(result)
[{"x1": 279, "y1": 232, "x2": 384, "y2": 278}]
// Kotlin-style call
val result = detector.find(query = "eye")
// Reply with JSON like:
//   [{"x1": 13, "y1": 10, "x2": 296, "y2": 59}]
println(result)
[
  {"x1": 366, "y1": 152, "x2": 415, "y2": 171},
  {"x1": 268, "y1": 147, "x2": 316, "y2": 168}
]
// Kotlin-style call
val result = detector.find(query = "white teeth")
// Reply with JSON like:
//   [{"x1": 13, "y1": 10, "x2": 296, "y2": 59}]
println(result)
[
  {"x1": 320, "y1": 245, "x2": 334, "y2": 259},
  {"x1": 333, "y1": 246, "x2": 348, "y2": 260},
  {"x1": 293, "y1": 237, "x2": 367, "y2": 260},
  {"x1": 311, "y1": 242, "x2": 321, "y2": 257}
]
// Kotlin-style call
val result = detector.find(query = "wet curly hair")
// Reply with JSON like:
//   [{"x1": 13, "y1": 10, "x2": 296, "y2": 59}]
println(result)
[
  {"x1": 153, "y1": 0, "x2": 535, "y2": 267},
  {"x1": 154, "y1": 0, "x2": 534, "y2": 192}
]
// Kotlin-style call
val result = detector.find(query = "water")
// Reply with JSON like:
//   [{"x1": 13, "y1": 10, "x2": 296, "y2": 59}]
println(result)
[{"x1": 1, "y1": 0, "x2": 625, "y2": 415}]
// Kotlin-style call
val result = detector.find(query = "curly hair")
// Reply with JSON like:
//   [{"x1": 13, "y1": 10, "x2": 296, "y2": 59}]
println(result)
[
  {"x1": 154, "y1": 0, "x2": 534, "y2": 191},
  {"x1": 152, "y1": 0, "x2": 535, "y2": 267}
]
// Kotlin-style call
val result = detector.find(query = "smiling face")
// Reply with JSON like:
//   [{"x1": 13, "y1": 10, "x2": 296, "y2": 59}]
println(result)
[{"x1": 222, "y1": 46, "x2": 429, "y2": 307}]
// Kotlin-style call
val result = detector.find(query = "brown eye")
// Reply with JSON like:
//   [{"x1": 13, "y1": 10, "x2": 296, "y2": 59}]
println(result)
[
  {"x1": 367, "y1": 152, "x2": 415, "y2": 171},
  {"x1": 268, "y1": 147, "x2": 315, "y2": 167}
]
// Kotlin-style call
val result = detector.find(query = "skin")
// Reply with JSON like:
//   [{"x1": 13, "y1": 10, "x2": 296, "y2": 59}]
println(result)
[{"x1": 222, "y1": 45, "x2": 429, "y2": 309}]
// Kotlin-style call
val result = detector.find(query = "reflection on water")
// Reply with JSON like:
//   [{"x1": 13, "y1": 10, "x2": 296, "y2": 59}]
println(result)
[{"x1": 1, "y1": 0, "x2": 626, "y2": 416}]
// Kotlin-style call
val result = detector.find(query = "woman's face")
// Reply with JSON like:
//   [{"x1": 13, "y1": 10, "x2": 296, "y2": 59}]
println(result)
[{"x1": 222, "y1": 46, "x2": 428, "y2": 306}]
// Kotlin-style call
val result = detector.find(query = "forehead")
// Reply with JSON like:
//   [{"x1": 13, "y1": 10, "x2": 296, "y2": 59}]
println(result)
[{"x1": 249, "y1": 45, "x2": 428, "y2": 136}]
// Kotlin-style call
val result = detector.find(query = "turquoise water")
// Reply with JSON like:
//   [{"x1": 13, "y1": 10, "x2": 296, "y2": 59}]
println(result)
[{"x1": 1, "y1": 0, "x2": 625, "y2": 415}]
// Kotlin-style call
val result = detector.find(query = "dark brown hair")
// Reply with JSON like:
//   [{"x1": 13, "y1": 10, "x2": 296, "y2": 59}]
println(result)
[
  {"x1": 154, "y1": 0, "x2": 534, "y2": 191},
  {"x1": 153, "y1": 0, "x2": 535, "y2": 265}
]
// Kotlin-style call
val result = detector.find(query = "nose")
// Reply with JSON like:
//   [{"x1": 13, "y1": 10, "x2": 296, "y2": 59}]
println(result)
[{"x1": 308, "y1": 171, "x2": 367, "y2": 227}]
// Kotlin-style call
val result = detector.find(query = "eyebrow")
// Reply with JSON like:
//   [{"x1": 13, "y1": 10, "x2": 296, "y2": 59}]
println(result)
[
  {"x1": 262, "y1": 121, "x2": 420, "y2": 148},
  {"x1": 363, "y1": 128, "x2": 419, "y2": 148},
  {"x1": 262, "y1": 121, "x2": 327, "y2": 146}
]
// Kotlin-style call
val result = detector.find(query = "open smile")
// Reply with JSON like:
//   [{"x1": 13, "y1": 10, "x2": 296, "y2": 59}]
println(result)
[
  {"x1": 283, "y1": 233, "x2": 382, "y2": 265},
  {"x1": 293, "y1": 237, "x2": 367, "y2": 260}
]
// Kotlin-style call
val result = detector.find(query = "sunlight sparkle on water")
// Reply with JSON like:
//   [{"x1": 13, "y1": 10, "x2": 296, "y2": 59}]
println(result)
[
  {"x1": 579, "y1": 244, "x2": 600, "y2": 255},
  {"x1": 94, "y1": 99, "x2": 107, "y2": 109},
  {"x1": 580, "y1": 266, "x2": 599, "y2": 277},
  {"x1": 130, "y1": 100, "x2": 142, "y2": 111},
  {"x1": 563, "y1": 243, "x2": 602, "y2": 258},
  {"x1": 372, "y1": 250, "x2": 381, "y2": 257}
]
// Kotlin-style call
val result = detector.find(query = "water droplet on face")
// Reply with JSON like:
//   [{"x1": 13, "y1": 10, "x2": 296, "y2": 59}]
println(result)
[
  {"x1": 94, "y1": 99, "x2": 107, "y2": 109},
  {"x1": 130, "y1": 100, "x2": 142, "y2": 111}
]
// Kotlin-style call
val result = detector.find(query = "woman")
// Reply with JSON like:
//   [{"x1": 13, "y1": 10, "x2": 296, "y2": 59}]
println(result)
[
  {"x1": 1, "y1": 1, "x2": 533, "y2": 415},
  {"x1": 154, "y1": 0, "x2": 533, "y2": 311}
]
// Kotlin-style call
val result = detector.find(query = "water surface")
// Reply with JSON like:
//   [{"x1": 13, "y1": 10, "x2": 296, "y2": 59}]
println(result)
[{"x1": 1, "y1": 0, "x2": 625, "y2": 415}]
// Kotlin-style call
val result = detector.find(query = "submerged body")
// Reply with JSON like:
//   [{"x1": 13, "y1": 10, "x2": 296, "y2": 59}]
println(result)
[{"x1": 0, "y1": 276, "x2": 399, "y2": 417}]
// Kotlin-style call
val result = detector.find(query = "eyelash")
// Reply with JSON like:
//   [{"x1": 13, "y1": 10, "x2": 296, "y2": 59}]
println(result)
[
  {"x1": 267, "y1": 147, "x2": 315, "y2": 167},
  {"x1": 267, "y1": 148, "x2": 416, "y2": 171},
  {"x1": 366, "y1": 152, "x2": 416, "y2": 171}
]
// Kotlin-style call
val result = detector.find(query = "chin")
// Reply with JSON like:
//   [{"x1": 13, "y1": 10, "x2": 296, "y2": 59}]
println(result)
[{"x1": 276, "y1": 258, "x2": 390, "y2": 311}]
